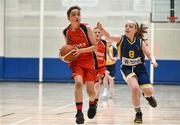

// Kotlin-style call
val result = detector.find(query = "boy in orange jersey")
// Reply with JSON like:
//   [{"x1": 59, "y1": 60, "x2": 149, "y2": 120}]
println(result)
[
  {"x1": 63, "y1": 6, "x2": 98, "y2": 124},
  {"x1": 93, "y1": 27, "x2": 113, "y2": 103}
]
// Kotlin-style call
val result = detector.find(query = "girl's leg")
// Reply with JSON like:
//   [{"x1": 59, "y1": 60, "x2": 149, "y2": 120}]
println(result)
[
  {"x1": 94, "y1": 79, "x2": 102, "y2": 100},
  {"x1": 142, "y1": 86, "x2": 157, "y2": 107},
  {"x1": 108, "y1": 76, "x2": 115, "y2": 98},
  {"x1": 102, "y1": 71, "x2": 109, "y2": 97},
  {"x1": 127, "y1": 76, "x2": 141, "y2": 107},
  {"x1": 127, "y1": 76, "x2": 143, "y2": 123}
]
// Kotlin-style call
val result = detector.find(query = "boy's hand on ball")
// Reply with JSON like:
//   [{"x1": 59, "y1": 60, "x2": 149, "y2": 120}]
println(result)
[{"x1": 72, "y1": 48, "x2": 81, "y2": 57}]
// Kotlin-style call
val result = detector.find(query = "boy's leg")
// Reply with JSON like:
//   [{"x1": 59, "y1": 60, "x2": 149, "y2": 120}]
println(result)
[
  {"x1": 72, "y1": 65, "x2": 85, "y2": 124},
  {"x1": 85, "y1": 68, "x2": 97, "y2": 119},
  {"x1": 86, "y1": 81, "x2": 97, "y2": 119},
  {"x1": 74, "y1": 75, "x2": 85, "y2": 124}
]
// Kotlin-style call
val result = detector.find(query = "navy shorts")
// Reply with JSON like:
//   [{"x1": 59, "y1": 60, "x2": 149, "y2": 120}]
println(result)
[
  {"x1": 106, "y1": 64, "x2": 116, "y2": 77},
  {"x1": 121, "y1": 64, "x2": 151, "y2": 85}
]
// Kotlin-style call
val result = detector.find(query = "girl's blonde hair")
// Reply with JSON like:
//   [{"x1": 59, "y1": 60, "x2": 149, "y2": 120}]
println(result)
[{"x1": 134, "y1": 21, "x2": 148, "y2": 41}]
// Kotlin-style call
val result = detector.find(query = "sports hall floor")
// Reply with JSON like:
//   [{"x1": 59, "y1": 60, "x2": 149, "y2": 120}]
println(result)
[{"x1": 0, "y1": 82, "x2": 180, "y2": 125}]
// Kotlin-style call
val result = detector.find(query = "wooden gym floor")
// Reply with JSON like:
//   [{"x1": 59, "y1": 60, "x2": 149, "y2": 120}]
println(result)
[{"x1": 0, "y1": 82, "x2": 180, "y2": 125}]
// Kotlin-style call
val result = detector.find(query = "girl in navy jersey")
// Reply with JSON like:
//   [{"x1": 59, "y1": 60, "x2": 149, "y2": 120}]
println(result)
[{"x1": 97, "y1": 20, "x2": 158, "y2": 123}]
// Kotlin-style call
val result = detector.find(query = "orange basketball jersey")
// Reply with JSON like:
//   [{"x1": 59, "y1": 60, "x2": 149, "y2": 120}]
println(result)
[
  {"x1": 96, "y1": 40, "x2": 106, "y2": 68},
  {"x1": 63, "y1": 24, "x2": 97, "y2": 69}
]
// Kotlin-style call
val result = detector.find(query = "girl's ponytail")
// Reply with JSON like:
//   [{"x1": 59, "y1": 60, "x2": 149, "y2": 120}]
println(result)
[{"x1": 135, "y1": 23, "x2": 148, "y2": 41}]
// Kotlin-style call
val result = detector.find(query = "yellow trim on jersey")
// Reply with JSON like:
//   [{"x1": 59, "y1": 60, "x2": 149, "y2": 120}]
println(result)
[
  {"x1": 126, "y1": 73, "x2": 136, "y2": 81},
  {"x1": 126, "y1": 37, "x2": 136, "y2": 45},
  {"x1": 121, "y1": 70, "x2": 136, "y2": 82},
  {"x1": 140, "y1": 39, "x2": 142, "y2": 48},
  {"x1": 106, "y1": 46, "x2": 116, "y2": 65},
  {"x1": 117, "y1": 37, "x2": 123, "y2": 59},
  {"x1": 140, "y1": 84, "x2": 152, "y2": 88}
]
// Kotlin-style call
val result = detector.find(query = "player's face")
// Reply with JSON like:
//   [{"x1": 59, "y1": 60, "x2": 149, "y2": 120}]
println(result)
[
  {"x1": 93, "y1": 29, "x2": 102, "y2": 41},
  {"x1": 68, "y1": 9, "x2": 81, "y2": 25},
  {"x1": 124, "y1": 21, "x2": 137, "y2": 38}
]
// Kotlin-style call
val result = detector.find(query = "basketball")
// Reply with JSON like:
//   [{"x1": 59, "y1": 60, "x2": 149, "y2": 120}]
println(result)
[{"x1": 59, "y1": 44, "x2": 77, "y2": 63}]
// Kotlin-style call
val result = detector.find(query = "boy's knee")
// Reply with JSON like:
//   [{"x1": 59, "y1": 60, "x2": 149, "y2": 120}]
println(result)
[{"x1": 75, "y1": 81, "x2": 83, "y2": 89}]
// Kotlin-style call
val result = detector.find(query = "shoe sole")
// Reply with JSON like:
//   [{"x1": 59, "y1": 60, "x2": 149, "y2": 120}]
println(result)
[
  {"x1": 87, "y1": 108, "x2": 97, "y2": 119},
  {"x1": 87, "y1": 112, "x2": 96, "y2": 119},
  {"x1": 149, "y1": 103, "x2": 157, "y2": 108},
  {"x1": 76, "y1": 116, "x2": 85, "y2": 124},
  {"x1": 134, "y1": 120, "x2": 143, "y2": 123},
  {"x1": 142, "y1": 93, "x2": 157, "y2": 108}
]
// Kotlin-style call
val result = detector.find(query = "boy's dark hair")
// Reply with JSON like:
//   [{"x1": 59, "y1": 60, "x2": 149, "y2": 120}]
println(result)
[{"x1": 67, "y1": 6, "x2": 81, "y2": 17}]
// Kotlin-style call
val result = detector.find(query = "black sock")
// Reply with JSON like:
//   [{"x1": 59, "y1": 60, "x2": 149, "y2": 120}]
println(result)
[{"x1": 95, "y1": 98, "x2": 99, "y2": 103}]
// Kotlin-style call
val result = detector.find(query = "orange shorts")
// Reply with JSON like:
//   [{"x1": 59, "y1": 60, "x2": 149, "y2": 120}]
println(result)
[
  {"x1": 96, "y1": 67, "x2": 105, "y2": 81},
  {"x1": 71, "y1": 65, "x2": 96, "y2": 82}
]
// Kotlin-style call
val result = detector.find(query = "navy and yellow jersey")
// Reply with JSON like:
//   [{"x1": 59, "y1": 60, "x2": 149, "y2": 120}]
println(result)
[
  {"x1": 106, "y1": 46, "x2": 117, "y2": 66},
  {"x1": 117, "y1": 35, "x2": 145, "y2": 66},
  {"x1": 118, "y1": 35, "x2": 151, "y2": 86}
]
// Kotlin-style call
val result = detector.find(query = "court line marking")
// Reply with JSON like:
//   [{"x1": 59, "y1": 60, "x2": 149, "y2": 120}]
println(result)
[
  {"x1": 56, "y1": 111, "x2": 74, "y2": 115},
  {"x1": 7, "y1": 86, "x2": 118, "y2": 124},
  {"x1": 51, "y1": 98, "x2": 89, "y2": 112},
  {"x1": 51, "y1": 102, "x2": 75, "y2": 112},
  {"x1": 0, "y1": 113, "x2": 14, "y2": 117},
  {"x1": 51, "y1": 87, "x2": 118, "y2": 112},
  {"x1": 9, "y1": 117, "x2": 32, "y2": 125}
]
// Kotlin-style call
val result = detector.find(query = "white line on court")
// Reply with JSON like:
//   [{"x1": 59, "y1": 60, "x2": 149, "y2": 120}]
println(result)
[
  {"x1": 51, "y1": 88, "x2": 118, "y2": 112},
  {"x1": 9, "y1": 117, "x2": 32, "y2": 125},
  {"x1": 51, "y1": 102, "x2": 75, "y2": 112},
  {"x1": 51, "y1": 98, "x2": 89, "y2": 112},
  {"x1": 8, "y1": 86, "x2": 117, "y2": 124}
]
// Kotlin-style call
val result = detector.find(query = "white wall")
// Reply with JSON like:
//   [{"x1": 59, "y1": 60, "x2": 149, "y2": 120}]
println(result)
[
  {"x1": 154, "y1": 23, "x2": 180, "y2": 60},
  {"x1": 4, "y1": 0, "x2": 40, "y2": 58},
  {"x1": 4, "y1": 0, "x2": 180, "y2": 59},
  {"x1": 0, "y1": 0, "x2": 4, "y2": 57}
]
